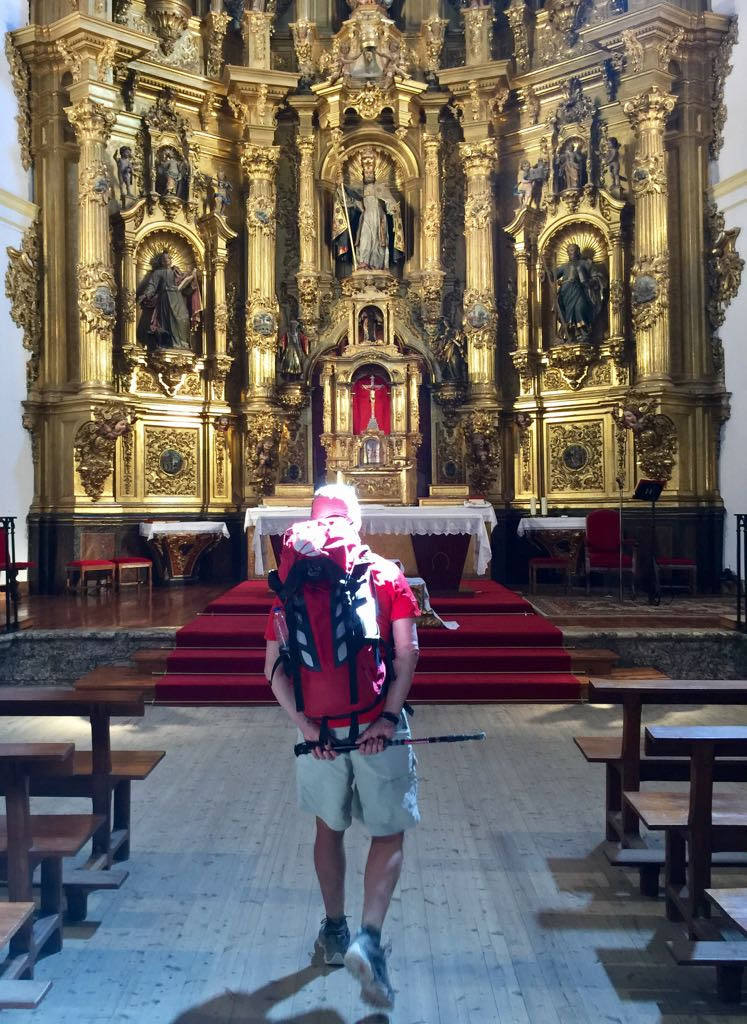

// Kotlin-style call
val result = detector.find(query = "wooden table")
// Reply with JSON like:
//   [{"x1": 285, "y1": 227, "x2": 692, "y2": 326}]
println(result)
[
  {"x1": 587, "y1": 679, "x2": 747, "y2": 841},
  {"x1": 0, "y1": 688, "x2": 145, "y2": 867},
  {"x1": 635, "y1": 727, "x2": 747, "y2": 938}
]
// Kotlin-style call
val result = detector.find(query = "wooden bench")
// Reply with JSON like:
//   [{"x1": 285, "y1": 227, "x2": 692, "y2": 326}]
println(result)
[
  {"x1": 0, "y1": 688, "x2": 158, "y2": 871},
  {"x1": 667, "y1": 887, "x2": 747, "y2": 1002},
  {"x1": 623, "y1": 726, "x2": 747, "y2": 936},
  {"x1": 0, "y1": 743, "x2": 104, "y2": 977},
  {"x1": 0, "y1": 904, "x2": 49, "y2": 1008},
  {"x1": 581, "y1": 679, "x2": 747, "y2": 843}
]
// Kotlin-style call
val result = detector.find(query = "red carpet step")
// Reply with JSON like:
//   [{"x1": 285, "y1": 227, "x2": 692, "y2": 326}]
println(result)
[{"x1": 154, "y1": 578, "x2": 582, "y2": 704}]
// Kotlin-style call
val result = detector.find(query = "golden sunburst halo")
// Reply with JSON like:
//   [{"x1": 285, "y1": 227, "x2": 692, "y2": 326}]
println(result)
[
  {"x1": 136, "y1": 229, "x2": 201, "y2": 282},
  {"x1": 344, "y1": 147, "x2": 402, "y2": 189},
  {"x1": 550, "y1": 226, "x2": 607, "y2": 268}
]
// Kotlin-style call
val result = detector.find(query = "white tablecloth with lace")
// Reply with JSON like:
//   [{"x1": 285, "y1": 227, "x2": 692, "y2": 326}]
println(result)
[{"x1": 244, "y1": 505, "x2": 497, "y2": 576}]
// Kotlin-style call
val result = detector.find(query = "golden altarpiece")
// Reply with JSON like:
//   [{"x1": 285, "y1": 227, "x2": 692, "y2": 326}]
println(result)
[{"x1": 4, "y1": 0, "x2": 743, "y2": 588}]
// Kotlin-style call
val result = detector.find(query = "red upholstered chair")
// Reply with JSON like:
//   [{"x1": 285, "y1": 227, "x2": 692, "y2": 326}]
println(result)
[
  {"x1": 0, "y1": 526, "x2": 35, "y2": 604},
  {"x1": 654, "y1": 556, "x2": 697, "y2": 595},
  {"x1": 529, "y1": 556, "x2": 572, "y2": 594},
  {"x1": 584, "y1": 509, "x2": 637, "y2": 596},
  {"x1": 113, "y1": 556, "x2": 153, "y2": 591}
]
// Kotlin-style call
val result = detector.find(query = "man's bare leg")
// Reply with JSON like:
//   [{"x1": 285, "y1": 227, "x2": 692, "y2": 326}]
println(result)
[
  {"x1": 314, "y1": 817, "x2": 346, "y2": 919},
  {"x1": 361, "y1": 832, "x2": 404, "y2": 932}
]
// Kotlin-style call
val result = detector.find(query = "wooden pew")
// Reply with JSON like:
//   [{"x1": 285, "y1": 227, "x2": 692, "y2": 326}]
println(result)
[
  {"x1": 668, "y1": 887, "x2": 747, "y2": 1002},
  {"x1": 0, "y1": 904, "x2": 50, "y2": 1008},
  {"x1": 576, "y1": 680, "x2": 747, "y2": 893},
  {"x1": 624, "y1": 726, "x2": 747, "y2": 937},
  {"x1": 0, "y1": 688, "x2": 161, "y2": 872},
  {"x1": 0, "y1": 742, "x2": 103, "y2": 979}
]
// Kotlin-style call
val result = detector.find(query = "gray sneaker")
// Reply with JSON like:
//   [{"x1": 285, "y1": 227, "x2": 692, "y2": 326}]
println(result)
[
  {"x1": 344, "y1": 928, "x2": 395, "y2": 1011},
  {"x1": 315, "y1": 917, "x2": 350, "y2": 966}
]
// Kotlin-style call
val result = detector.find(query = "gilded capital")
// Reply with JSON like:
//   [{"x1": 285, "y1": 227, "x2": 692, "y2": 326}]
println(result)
[
  {"x1": 458, "y1": 139, "x2": 498, "y2": 177},
  {"x1": 240, "y1": 143, "x2": 281, "y2": 181},
  {"x1": 623, "y1": 86, "x2": 677, "y2": 136},
  {"x1": 65, "y1": 99, "x2": 116, "y2": 145}
]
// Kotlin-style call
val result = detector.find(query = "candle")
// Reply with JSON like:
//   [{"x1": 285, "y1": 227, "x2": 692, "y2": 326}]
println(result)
[
  {"x1": 529, "y1": 497, "x2": 537, "y2": 516},
  {"x1": 540, "y1": 497, "x2": 548, "y2": 516},
  {"x1": 336, "y1": 470, "x2": 343, "y2": 486}
]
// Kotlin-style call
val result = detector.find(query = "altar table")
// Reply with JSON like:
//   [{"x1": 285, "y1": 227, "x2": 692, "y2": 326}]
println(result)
[
  {"x1": 517, "y1": 515, "x2": 587, "y2": 562},
  {"x1": 139, "y1": 521, "x2": 229, "y2": 583},
  {"x1": 244, "y1": 505, "x2": 497, "y2": 591}
]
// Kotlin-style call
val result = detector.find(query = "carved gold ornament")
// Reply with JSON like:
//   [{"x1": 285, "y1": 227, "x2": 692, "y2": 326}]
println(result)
[
  {"x1": 711, "y1": 17, "x2": 737, "y2": 162},
  {"x1": 5, "y1": 218, "x2": 41, "y2": 385},
  {"x1": 620, "y1": 30, "x2": 644, "y2": 73},
  {"x1": 145, "y1": 427, "x2": 198, "y2": 496},
  {"x1": 205, "y1": 10, "x2": 230, "y2": 79},
  {"x1": 77, "y1": 262, "x2": 117, "y2": 337},
  {"x1": 246, "y1": 193, "x2": 276, "y2": 237},
  {"x1": 420, "y1": 16, "x2": 447, "y2": 74},
  {"x1": 548, "y1": 421, "x2": 604, "y2": 491},
  {"x1": 658, "y1": 28, "x2": 686, "y2": 68},
  {"x1": 344, "y1": 83, "x2": 391, "y2": 122},
  {"x1": 147, "y1": 0, "x2": 191, "y2": 55},
  {"x1": 630, "y1": 254, "x2": 669, "y2": 332},
  {"x1": 4, "y1": 34, "x2": 32, "y2": 170},
  {"x1": 506, "y1": 0, "x2": 530, "y2": 72},
  {"x1": 623, "y1": 86, "x2": 676, "y2": 135},
  {"x1": 464, "y1": 193, "x2": 492, "y2": 232},
  {"x1": 75, "y1": 405, "x2": 137, "y2": 501},
  {"x1": 463, "y1": 411, "x2": 502, "y2": 497},
  {"x1": 79, "y1": 163, "x2": 112, "y2": 206},
  {"x1": 546, "y1": 343, "x2": 596, "y2": 391},
  {"x1": 706, "y1": 200, "x2": 744, "y2": 331},
  {"x1": 614, "y1": 390, "x2": 678, "y2": 484},
  {"x1": 245, "y1": 411, "x2": 288, "y2": 496},
  {"x1": 66, "y1": 100, "x2": 117, "y2": 144},
  {"x1": 630, "y1": 153, "x2": 667, "y2": 197}
]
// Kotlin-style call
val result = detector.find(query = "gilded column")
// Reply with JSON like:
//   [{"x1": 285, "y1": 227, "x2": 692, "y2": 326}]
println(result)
[
  {"x1": 296, "y1": 133, "x2": 319, "y2": 329},
  {"x1": 422, "y1": 135, "x2": 441, "y2": 275},
  {"x1": 460, "y1": 139, "x2": 498, "y2": 401},
  {"x1": 322, "y1": 364, "x2": 334, "y2": 434},
  {"x1": 408, "y1": 363, "x2": 420, "y2": 434},
  {"x1": 66, "y1": 98, "x2": 117, "y2": 388},
  {"x1": 241, "y1": 142, "x2": 281, "y2": 404},
  {"x1": 624, "y1": 86, "x2": 677, "y2": 384},
  {"x1": 462, "y1": 5, "x2": 493, "y2": 66}
]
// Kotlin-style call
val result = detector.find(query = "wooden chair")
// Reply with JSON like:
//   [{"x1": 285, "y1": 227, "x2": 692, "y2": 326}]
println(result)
[
  {"x1": 113, "y1": 556, "x2": 153, "y2": 591},
  {"x1": 584, "y1": 509, "x2": 637, "y2": 596},
  {"x1": 529, "y1": 555, "x2": 572, "y2": 594},
  {"x1": 66, "y1": 532, "x2": 116, "y2": 594},
  {"x1": 655, "y1": 556, "x2": 697, "y2": 595}
]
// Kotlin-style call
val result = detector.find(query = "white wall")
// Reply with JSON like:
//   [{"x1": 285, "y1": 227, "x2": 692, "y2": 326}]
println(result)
[
  {"x1": 0, "y1": 0, "x2": 35, "y2": 565},
  {"x1": 713, "y1": 0, "x2": 747, "y2": 572}
]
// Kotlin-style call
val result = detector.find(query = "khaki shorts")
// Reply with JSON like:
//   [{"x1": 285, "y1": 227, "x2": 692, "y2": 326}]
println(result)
[{"x1": 296, "y1": 711, "x2": 420, "y2": 837}]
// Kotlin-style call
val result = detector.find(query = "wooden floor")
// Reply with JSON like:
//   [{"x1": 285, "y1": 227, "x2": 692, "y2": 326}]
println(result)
[
  {"x1": 1, "y1": 702, "x2": 747, "y2": 1022},
  {"x1": 10, "y1": 584, "x2": 228, "y2": 631}
]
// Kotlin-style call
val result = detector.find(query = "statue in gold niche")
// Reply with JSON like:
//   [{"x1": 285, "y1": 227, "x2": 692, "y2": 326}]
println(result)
[
  {"x1": 548, "y1": 243, "x2": 605, "y2": 345},
  {"x1": 333, "y1": 149, "x2": 404, "y2": 271},
  {"x1": 136, "y1": 251, "x2": 202, "y2": 351}
]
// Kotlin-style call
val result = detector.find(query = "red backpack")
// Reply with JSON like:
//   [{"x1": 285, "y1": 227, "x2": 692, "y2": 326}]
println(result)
[{"x1": 268, "y1": 515, "x2": 392, "y2": 741}]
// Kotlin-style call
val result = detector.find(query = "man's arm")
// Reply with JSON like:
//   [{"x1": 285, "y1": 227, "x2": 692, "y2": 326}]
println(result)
[
  {"x1": 264, "y1": 640, "x2": 337, "y2": 760},
  {"x1": 357, "y1": 617, "x2": 419, "y2": 756}
]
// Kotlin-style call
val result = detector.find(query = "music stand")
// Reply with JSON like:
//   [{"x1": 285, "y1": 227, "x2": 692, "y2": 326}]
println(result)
[{"x1": 633, "y1": 479, "x2": 664, "y2": 605}]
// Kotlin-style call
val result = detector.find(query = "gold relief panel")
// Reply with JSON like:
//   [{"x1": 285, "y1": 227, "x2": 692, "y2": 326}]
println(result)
[
  {"x1": 135, "y1": 367, "x2": 159, "y2": 394},
  {"x1": 145, "y1": 427, "x2": 199, "y2": 497},
  {"x1": 547, "y1": 421, "x2": 604, "y2": 493}
]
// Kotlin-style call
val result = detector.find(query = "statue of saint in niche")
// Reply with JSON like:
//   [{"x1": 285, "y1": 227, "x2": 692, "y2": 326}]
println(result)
[
  {"x1": 136, "y1": 251, "x2": 202, "y2": 351},
  {"x1": 549, "y1": 243, "x2": 605, "y2": 345},
  {"x1": 155, "y1": 147, "x2": 188, "y2": 201},
  {"x1": 278, "y1": 320, "x2": 308, "y2": 380},
  {"x1": 333, "y1": 149, "x2": 404, "y2": 272}
]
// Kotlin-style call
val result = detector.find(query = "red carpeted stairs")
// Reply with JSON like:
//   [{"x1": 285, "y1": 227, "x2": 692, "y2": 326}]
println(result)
[{"x1": 154, "y1": 579, "x2": 583, "y2": 703}]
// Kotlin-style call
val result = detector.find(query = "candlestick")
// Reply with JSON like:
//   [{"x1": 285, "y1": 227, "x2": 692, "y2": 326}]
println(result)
[
  {"x1": 540, "y1": 497, "x2": 548, "y2": 516},
  {"x1": 529, "y1": 497, "x2": 537, "y2": 516}
]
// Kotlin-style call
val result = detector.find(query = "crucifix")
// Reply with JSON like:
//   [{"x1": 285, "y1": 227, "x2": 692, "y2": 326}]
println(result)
[{"x1": 363, "y1": 374, "x2": 386, "y2": 431}]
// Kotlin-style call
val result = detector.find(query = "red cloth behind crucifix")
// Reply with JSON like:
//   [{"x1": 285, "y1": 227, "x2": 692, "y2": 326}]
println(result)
[{"x1": 352, "y1": 372, "x2": 391, "y2": 435}]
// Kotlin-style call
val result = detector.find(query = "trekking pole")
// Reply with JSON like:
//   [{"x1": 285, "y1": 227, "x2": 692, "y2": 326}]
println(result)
[{"x1": 294, "y1": 732, "x2": 487, "y2": 757}]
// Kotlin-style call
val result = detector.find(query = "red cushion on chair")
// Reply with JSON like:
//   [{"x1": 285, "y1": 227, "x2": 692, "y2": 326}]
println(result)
[
  {"x1": 66, "y1": 560, "x2": 116, "y2": 568},
  {"x1": 586, "y1": 509, "x2": 620, "y2": 552},
  {"x1": 113, "y1": 557, "x2": 152, "y2": 566},
  {"x1": 529, "y1": 557, "x2": 570, "y2": 568},
  {"x1": 588, "y1": 553, "x2": 634, "y2": 569},
  {"x1": 0, "y1": 562, "x2": 35, "y2": 571},
  {"x1": 656, "y1": 557, "x2": 695, "y2": 567}
]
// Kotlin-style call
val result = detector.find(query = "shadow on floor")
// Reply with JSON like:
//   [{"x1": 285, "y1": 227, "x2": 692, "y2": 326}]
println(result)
[{"x1": 170, "y1": 965, "x2": 388, "y2": 1024}]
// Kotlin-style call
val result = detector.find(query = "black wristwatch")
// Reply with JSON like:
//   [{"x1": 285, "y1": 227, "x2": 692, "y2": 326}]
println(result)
[{"x1": 380, "y1": 711, "x2": 400, "y2": 726}]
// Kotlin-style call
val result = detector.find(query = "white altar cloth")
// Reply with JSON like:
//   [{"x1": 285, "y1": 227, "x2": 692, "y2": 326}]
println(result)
[
  {"x1": 516, "y1": 516, "x2": 586, "y2": 538},
  {"x1": 244, "y1": 504, "x2": 497, "y2": 576},
  {"x1": 139, "y1": 521, "x2": 230, "y2": 541}
]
